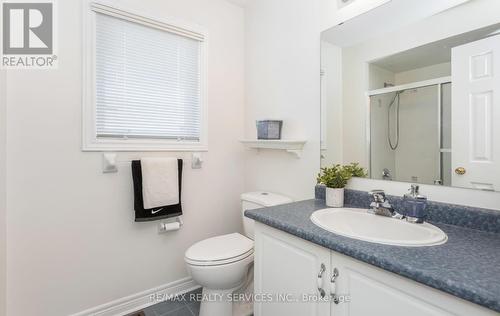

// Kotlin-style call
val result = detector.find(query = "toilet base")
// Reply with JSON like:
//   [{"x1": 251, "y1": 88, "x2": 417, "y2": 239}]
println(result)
[
  {"x1": 199, "y1": 286, "x2": 238, "y2": 316},
  {"x1": 199, "y1": 266, "x2": 254, "y2": 316}
]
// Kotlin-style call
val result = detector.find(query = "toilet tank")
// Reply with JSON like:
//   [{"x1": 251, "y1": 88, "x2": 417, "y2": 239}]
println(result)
[{"x1": 241, "y1": 192, "x2": 293, "y2": 239}]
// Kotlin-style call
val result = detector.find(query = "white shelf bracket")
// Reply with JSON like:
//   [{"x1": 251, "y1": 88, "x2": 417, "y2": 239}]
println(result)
[{"x1": 286, "y1": 149, "x2": 302, "y2": 159}]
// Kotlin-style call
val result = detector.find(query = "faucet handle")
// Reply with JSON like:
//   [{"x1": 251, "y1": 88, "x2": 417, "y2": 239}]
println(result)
[
  {"x1": 405, "y1": 184, "x2": 427, "y2": 200},
  {"x1": 410, "y1": 184, "x2": 419, "y2": 193},
  {"x1": 369, "y1": 190, "x2": 386, "y2": 202}
]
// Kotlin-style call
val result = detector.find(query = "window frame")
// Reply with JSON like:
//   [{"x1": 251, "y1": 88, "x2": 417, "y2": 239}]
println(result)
[{"x1": 82, "y1": 0, "x2": 208, "y2": 152}]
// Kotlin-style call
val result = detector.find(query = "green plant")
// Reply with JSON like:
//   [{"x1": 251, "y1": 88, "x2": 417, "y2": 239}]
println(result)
[
  {"x1": 317, "y1": 163, "x2": 367, "y2": 189},
  {"x1": 344, "y1": 162, "x2": 368, "y2": 178},
  {"x1": 316, "y1": 164, "x2": 351, "y2": 189}
]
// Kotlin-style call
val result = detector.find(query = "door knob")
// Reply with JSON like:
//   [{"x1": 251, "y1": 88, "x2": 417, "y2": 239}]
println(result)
[{"x1": 455, "y1": 167, "x2": 466, "y2": 175}]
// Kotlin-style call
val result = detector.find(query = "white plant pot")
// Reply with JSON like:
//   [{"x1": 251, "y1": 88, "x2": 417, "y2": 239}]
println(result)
[{"x1": 326, "y1": 188, "x2": 344, "y2": 208}]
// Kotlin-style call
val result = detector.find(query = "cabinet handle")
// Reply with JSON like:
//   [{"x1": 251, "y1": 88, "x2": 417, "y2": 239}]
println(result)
[
  {"x1": 317, "y1": 263, "x2": 326, "y2": 298},
  {"x1": 330, "y1": 268, "x2": 339, "y2": 304}
]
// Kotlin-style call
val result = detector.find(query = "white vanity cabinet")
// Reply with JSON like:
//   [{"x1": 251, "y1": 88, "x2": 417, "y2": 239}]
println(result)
[
  {"x1": 254, "y1": 222, "x2": 331, "y2": 316},
  {"x1": 254, "y1": 223, "x2": 497, "y2": 316}
]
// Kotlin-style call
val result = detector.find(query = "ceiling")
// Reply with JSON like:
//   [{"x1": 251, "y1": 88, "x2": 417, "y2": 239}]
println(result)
[
  {"x1": 321, "y1": 0, "x2": 471, "y2": 48},
  {"x1": 371, "y1": 23, "x2": 500, "y2": 73},
  {"x1": 225, "y1": 0, "x2": 249, "y2": 8}
]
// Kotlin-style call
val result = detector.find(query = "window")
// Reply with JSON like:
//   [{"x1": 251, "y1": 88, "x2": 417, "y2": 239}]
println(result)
[{"x1": 83, "y1": 2, "x2": 207, "y2": 151}]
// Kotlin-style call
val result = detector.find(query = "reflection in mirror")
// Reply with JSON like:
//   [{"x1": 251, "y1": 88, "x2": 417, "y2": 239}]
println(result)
[
  {"x1": 369, "y1": 84, "x2": 449, "y2": 186},
  {"x1": 320, "y1": 0, "x2": 500, "y2": 192}
]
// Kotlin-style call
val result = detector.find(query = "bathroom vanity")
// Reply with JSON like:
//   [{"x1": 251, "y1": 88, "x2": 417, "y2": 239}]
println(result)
[
  {"x1": 247, "y1": 2, "x2": 500, "y2": 315},
  {"x1": 245, "y1": 193, "x2": 500, "y2": 316}
]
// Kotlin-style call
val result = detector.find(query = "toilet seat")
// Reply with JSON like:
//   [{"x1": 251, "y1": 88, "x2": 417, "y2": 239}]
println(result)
[{"x1": 185, "y1": 233, "x2": 254, "y2": 267}]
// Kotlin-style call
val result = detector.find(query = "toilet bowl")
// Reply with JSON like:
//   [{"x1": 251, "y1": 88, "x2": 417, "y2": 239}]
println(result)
[
  {"x1": 185, "y1": 233, "x2": 254, "y2": 316},
  {"x1": 185, "y1": 192, "x2": 292, "y2": 316}
]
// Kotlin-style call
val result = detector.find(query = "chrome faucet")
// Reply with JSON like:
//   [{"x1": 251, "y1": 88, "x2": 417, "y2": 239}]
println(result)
[{"x1": 368, "y1": 190, "x2": 405, "y2": 219}]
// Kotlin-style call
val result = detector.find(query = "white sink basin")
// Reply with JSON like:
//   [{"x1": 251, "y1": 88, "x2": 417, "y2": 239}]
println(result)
[{"x1": 310, "y1": 208, "x2": 447, "y2": 247}]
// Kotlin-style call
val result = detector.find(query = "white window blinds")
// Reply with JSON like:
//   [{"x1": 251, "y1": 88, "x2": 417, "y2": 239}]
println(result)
[{"x1": 94, "y1": 11, "x2": 202, "y2": 141}]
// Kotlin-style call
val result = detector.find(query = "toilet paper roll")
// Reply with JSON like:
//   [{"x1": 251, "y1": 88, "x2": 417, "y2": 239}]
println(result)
[{"x1": 161, "y1": 221, "x2": 181, "y2": 232}]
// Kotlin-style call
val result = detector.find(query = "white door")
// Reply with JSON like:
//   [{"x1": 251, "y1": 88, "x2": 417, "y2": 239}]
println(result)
[
  {"x1": 254, "y1": 223, "x2": 331, "y2": 316},
  {"x1": 451, "y1": 34, "x2": 500, "y2": 191}
]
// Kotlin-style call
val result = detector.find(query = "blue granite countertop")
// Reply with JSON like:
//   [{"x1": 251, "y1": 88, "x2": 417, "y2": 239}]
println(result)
[{"x1": 245, "y1": 199, "x2": 500, "y2": 313}]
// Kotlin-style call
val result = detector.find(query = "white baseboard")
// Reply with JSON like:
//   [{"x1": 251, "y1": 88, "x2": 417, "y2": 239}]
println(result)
[{"x1": 70, "y1": 277, "x2": 200, "y2": 316}]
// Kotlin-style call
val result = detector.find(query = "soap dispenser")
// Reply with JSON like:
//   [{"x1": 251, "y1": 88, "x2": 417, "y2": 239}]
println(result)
[{"x1": 403, "y1": 184, "x2": 427, "y2": 224}]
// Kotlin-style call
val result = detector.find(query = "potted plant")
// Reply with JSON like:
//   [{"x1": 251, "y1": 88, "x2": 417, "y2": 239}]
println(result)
[{"x1": 317, "y1": 163, "x2": 367, "y2": 208}]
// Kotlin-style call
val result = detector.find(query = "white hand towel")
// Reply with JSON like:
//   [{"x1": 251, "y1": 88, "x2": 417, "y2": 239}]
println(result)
[{"x1": 141, "y1": 158, "x2": 179, "y2": 209}]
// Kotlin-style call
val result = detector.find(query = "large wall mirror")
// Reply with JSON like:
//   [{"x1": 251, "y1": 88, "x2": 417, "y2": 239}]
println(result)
[{"x1": 321, "y1": 0, "x2": 500, "y2": 192}]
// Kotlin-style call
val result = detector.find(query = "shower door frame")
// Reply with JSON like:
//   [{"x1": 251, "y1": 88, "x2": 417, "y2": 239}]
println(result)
[{"x1": 366, "y1": 76, "x2": 452, "y2": 183}]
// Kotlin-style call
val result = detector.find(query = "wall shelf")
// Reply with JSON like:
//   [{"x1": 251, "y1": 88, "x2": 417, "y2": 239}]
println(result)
[{"x1": 240, "y1": 139, "x2": 307, "y2": 158}]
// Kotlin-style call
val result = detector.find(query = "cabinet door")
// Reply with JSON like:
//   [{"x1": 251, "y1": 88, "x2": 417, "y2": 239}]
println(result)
[
  {"x1": 330, "y1": 251, "x2": 496, "y2": 316},
  {"x1": 254, "y1": 223, "x2": 331, "y2": 316}
]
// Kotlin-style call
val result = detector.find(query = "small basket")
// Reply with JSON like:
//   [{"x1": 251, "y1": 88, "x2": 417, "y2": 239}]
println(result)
[{"x1": 256, "y1": 120, "x2": 283, "y2": 140}]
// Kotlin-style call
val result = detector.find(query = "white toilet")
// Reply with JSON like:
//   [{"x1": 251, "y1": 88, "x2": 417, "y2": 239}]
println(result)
[{"x1": 185, "y1": 192, "x2": 292, "y2": 316}]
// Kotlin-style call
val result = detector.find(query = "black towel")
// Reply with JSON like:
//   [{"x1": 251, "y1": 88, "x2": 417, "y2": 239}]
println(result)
[{"x1": 131, "y1": 159, "x2": 183, "y2": 222}]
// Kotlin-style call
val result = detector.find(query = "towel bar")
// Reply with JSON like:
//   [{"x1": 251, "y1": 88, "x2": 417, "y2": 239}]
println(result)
[{"x1": 102, "y1": 153, "x2": 202, "y2": 173}]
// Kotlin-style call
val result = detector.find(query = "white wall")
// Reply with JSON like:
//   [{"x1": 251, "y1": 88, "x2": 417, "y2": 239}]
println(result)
[
  {"x1": 244, "y1": 0, "x2": 322, "y2": 200},
  {"x1": 395, "y1": 62, "x2": 451, "y2": 84},
  {"x1": 0, "y1": 69, "x2": 6, "y2": 316},
  {"x1": 4, "y1": 0, "x2": 245, "y2": 315},
  {"x1": 320, "y1": 41, "x2": 343, "y2": 166},
  {"x1": 369, "y1": 64, "x2": 395, "y2": 89}
]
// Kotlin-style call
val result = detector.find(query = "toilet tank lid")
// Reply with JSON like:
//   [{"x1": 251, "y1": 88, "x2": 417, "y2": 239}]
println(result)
[{"x1": 241, "y1": 191, "x2": 293, "y2": 207}]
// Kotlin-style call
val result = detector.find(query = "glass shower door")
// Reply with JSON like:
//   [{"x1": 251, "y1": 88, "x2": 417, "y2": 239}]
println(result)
[{"x1": 369, "y1": 85, "x2": 442, "y2": 185}]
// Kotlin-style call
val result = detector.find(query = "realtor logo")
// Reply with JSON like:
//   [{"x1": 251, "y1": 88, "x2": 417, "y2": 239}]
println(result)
[{"x1": 1, "y1": 0, "x2": 57, "y2": 69}]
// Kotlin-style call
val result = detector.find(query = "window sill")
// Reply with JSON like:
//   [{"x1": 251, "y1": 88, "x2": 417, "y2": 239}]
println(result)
[{"x1": 82, "y1": 139, "x2": 208, "y2": 152}]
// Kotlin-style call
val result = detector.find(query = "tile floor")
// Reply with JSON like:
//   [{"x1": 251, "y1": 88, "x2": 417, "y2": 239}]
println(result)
[{"x1": 128, "y1": 288, "x2": 202, "y2": 316}]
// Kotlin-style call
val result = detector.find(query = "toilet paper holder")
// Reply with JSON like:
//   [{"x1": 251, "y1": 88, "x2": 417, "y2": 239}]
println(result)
[{"x1": 158, "y1": 216, "x2": 183, "y2": 234}]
